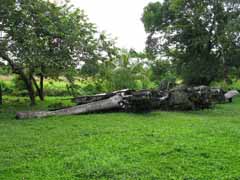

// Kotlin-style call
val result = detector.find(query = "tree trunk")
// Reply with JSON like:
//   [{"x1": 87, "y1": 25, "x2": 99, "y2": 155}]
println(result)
[
  {"x1": 16, "y1": 94, "x2": 123, "y2": 119},
  {"x1": 26, "y1": 79, "x2": 36, "y2": 106},
  {"x1": 223, "y1": 64, "x2": 228, "y2": 84},
  {"x1": 26, "y1": 71, "x2": 36, "y2": 106},
  {"x1": 40, "y1": 74, "x2": 44, "y2": 101},
  {"x1": 0, "y1": 83, "x2": 2, "y2": 106},
  {"x1": 221, "y1": 50, "x2": 228, "y2": 84},
  {"x1": 0, "y1": 52, "x2": 36, "y2": 105},
  {"x1": 32, "y1": 75, "x2": 44, "y2": 101}
]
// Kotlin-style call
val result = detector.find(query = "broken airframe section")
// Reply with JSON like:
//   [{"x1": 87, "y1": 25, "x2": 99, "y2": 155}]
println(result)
[{"x1": 16, "y1": 86, "x2": 239, "y2": 119}]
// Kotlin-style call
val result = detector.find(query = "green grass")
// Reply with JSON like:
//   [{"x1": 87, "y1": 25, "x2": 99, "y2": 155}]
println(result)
[{"x1": 1, "y1": 97, "x2": 240, "y2": 179}]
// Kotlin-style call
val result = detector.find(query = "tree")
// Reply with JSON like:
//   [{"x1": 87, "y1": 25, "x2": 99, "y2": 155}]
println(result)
[
  {"x1": 0, "y1": 0, "x2": 100, "y2": 104},
  {"x1": 0, "y1": 62, "x2": 6, "y2": 105},
  {"x1": 98, "y1": 50, "x2": 153, "y2": 91},
  {"x1": 150, "y1": 59, "x2": 176, "y2": 84},
  {"x1": 218, "y1": 0, "x2": 240, "y2": 82},
  {"x1": 80, "y1": 32, "x2": 120, "y2": 77},
  {"x1": 142, "y1": 0, "x2": 240, "y2": 85},
  {"x1": 0, "y1": 82, "x2": 2, "y2": 106}
]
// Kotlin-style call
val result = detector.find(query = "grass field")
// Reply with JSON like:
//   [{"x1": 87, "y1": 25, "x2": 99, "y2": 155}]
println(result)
[
  {"x1": 0, "y1": 75, "x2": 105, "y2": 97},
  {"x1": 0, "y1": 97, "x2": 240, "y2": 179}
]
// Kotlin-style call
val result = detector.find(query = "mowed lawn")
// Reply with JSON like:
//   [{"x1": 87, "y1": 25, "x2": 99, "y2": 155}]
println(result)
[{"x1": 0, "y1": 97, "x2": 240, "y2": 180}]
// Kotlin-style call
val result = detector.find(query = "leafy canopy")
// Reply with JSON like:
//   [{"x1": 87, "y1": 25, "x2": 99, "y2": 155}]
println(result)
[{"x1": 142, "y1": 0, "x2": 240, "y2": 85}]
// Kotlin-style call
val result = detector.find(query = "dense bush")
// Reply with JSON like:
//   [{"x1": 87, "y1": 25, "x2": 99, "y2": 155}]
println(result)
[
  {"x1": 151, "y1": 60, "x2": 176, "y2": 85},
  {"x1": 0, "y1": 80, "x2": 14, "y2": 95},
  {"x1": 97, "y1": 53, "x2": 156, "y2": 91},
  {"x1": 11, "y1": 76, "x2": 28, "y2": 96},
  {"x1": 211, "y1": 80, "x2": 240, "y2": 91}
]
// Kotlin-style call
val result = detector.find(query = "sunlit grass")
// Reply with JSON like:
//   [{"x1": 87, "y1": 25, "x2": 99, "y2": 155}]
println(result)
[{"x1": 0, "y1": 97, "x2": 240, "y2": 179}]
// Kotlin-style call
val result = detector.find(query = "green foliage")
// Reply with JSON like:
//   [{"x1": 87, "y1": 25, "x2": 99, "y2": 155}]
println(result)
[
  {"x1": 142, "y1": 0, "x2": 240, "y2": 85},
  {"x1": 150, "y1": 59, "x2": 177, "y2": 85},
  {"x1": 0, "y1": 0, "x2": 119, "y2": 103},
  {"x1": 99, "y1": 51, "x2": 155, "y2": 91},
  {"x1": 1, "y1": 97, "x2": 240, "y2": 179},
  {"x1": 0, "y1": 80, "x2": 12, "y2": 95},
  {"x1": 212, "y1": 80, "x2": 240, "y2": 91},
  {"x1": 11, "y1": 76, "x2": 29, "y2": 96},
  {"x1": 0, "y1": 64, "x2": 10, "y2": 75},
  {"x1": 79, "y1": 32, "x2": 120, "y2": 77}
]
